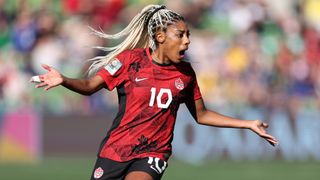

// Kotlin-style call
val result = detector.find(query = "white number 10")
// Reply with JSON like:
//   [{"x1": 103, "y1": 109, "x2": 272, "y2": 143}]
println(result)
[{"x1": 149, "y1": 87, "x2": 172, "y2": 108}]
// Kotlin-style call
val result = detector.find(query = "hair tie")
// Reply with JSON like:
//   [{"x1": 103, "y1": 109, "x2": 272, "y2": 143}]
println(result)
[{"x1": 145, "y1": 5, "x2": 166, "y2": 26}]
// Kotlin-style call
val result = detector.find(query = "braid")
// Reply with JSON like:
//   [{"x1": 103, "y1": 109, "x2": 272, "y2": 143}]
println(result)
[
  {"x1": 87, "y1": 4, "x2": 184, "y2": 77},
  {"x1": 147, "y1": 10, "x2": 184, "y2": 50}
]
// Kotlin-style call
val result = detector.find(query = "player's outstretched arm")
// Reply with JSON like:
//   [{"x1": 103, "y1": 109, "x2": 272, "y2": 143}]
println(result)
[
  {"x1": 186, "y1": 98, "x2": 279, "y2": 146},
  {"x1": 30, "y1": 64, "x2": 105, "y2": 95}
]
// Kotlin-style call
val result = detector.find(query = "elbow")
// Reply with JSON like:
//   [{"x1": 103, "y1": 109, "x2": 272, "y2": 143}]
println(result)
[
  {"x1": 195, "y1": 111, "x2": 207, "y2": 125},
  {"x1": 78, "y1": 89, "x2": 95, "y2": 96},
  {"x1": 195, "y1": 120, "x2": 202, "y2": 125},
  {"x1": 81, "y1": 91, "x2": 95, "y2": 96},
  {"x1": 196, "y1": 118, "x2": 205, "y2": 125},
  {"x1": 81, "y1": 81, "x2": 99, "y2": 96}
]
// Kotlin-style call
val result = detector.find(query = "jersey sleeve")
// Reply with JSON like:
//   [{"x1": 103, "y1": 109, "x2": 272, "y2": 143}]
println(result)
[
  {"x1": 192, "y1": 77, "x2": 202, "y2": 101},
  {"x1": 184, "y1": 65, "x2": 202, "y2": 103},
  {"x1": 97, "y1": 51, "x2": 130, "y2": 90}
]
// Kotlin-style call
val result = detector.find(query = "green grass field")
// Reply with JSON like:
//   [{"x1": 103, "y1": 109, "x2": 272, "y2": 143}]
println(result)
[{"x1": 0, "y1": 157, "x2": 319, "y2": 180}]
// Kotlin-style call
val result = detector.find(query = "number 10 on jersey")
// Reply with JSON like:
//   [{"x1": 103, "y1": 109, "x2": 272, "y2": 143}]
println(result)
[{"x1": 149, "y1": 87, "x2": 172, "y2": 109}]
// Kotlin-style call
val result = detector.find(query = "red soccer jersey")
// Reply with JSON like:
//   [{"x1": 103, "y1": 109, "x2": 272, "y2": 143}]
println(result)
[{"x1": 97, "y1": 48, "x2": 202, "y2": 162}]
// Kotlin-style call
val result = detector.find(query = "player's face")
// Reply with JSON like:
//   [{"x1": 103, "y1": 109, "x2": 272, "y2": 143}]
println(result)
[{"x1": 163, "y1": 20, "x2": 190, "y2": 63}]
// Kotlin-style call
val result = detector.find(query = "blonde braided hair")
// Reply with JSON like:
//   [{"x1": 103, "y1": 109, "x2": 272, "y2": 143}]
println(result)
[{"x1": 87, "y1": 4, "x2": 184, "y2": 76}]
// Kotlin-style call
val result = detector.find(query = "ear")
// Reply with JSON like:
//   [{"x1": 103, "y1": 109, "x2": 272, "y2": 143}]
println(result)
[{"x1": 155, "y1": 31, "x2": 166, "y2": 44}]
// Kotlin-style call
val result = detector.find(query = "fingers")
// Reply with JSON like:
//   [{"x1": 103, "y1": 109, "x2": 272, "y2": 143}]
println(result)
[
  {"x1": 30, "y1": 65, "x2": 58, "y2": 91},
  {"x1": 257, "y1": 122, "x2": 279, "y2": 146},
  {"x1": 41, "y1": 64, "x2": 51, "y2": 71},
  {"x1": 260, "y1": 133, "x2": 275, "y2": 140},
  {"x1": 259, "y1": 128, "x2": 267, "y2": 134},
  {"x1": 255, "y1": 120, "x2": 269, "y2": 135},
  {"x1": 260, "y1": 133, "x2": 279, "y2": 147},
  {"x1": 253, "y1": 121, "x2": 279, "y2": 147},
  {"x1": 266, "y1": 138, "x2": 279, "y2": 147},
  {"x1": 30, "y1": 74, "x2": 46, "y2": 84},
  {"x1": 44, "y1": 84, "x2": 56, "y2": 91},
  {"x1": 35, "y1": 82, "x2": 47, "y2": 88},
  {"x1": 34, "y1": 82, "x2": 54, "y2": 91},
  {"x1": 262, "y1": 122, "x2": 269, "y2": 128},
  {"x1": 30, "y1": 75, "x2": 41, "y2": 83}
]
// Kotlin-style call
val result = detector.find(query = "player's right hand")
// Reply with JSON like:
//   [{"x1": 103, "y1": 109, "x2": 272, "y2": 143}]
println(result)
[{"x1": 30, "y1": 64, "x2": 64, "y2": 91}]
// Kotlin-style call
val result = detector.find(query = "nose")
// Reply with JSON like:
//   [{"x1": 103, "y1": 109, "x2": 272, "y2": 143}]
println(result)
[{"x1": 184, "y1": 36, "x2": 190, "y2": 45}]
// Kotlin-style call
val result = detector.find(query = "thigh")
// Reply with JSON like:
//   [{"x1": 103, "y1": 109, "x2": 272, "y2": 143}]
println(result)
[
  {"x1": 126, "y1": 157, "x2": 168, "y2": 180},
  {"x1": 90, "y1": 157, "x2": 131, "y2": 180},
  {"x1": 124, "y1": 171, "x2": 153, "y2": 180}
]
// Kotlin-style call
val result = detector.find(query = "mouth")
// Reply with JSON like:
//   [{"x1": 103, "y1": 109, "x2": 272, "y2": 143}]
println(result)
[
  {"x1": 179, "y1": 50, "x2": 185, "y2": 56},
  {"x1": 179, "y1": 49, "x2": 187, "y2": 58}
]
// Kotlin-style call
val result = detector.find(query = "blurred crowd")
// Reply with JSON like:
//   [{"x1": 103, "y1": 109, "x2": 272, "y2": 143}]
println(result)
[{"x1": 0, "y1": 0, "x2": 319, "y2": 122}]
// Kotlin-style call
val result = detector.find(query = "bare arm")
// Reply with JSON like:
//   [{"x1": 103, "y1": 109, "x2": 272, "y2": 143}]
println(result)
[
  {"x1": 31, "y1": 64, "x2": 105, "y2": 95},
  {"x1": 186, "y1": 98, "x2": 278, "y2": 146}
]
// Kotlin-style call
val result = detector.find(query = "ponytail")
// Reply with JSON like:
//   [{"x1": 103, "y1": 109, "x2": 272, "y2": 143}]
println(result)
[{"x1": 87, "y1": 4, "x2": 184, "y2": 76}]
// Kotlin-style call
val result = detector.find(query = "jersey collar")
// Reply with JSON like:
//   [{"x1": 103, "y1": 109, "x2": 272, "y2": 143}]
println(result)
[{"x1": 145, "y1": 48, "x2": 172, "y2": 67}]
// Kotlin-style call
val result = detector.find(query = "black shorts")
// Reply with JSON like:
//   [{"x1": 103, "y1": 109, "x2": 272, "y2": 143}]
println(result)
[{"x1": 90, "y1": 156, "x2": 168, "y2": 180}]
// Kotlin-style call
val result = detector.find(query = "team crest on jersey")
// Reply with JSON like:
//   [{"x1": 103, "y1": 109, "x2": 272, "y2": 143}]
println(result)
[
  {"x1": 104, "y1": 58, "x2": 122, "y2": 75},
  {"x1": 94, "y1": 167, "x2": 104, "y2": 179},
  {"x1": 175, "y1": 78, "x2": 184, "y2": 90}
]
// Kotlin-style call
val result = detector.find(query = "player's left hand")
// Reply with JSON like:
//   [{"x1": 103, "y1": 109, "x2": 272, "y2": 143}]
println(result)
[{"x1": 250, "y1": 120, "x2": 279, "y2": 146}]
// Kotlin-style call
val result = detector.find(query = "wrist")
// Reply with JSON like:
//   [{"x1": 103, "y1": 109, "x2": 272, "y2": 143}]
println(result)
[
  {"x1": 61, "y1": 75, "x2": 67, "y2": 85},
  {"x1": 246, "y1": 120, "x2": 257, "y2": 130}
]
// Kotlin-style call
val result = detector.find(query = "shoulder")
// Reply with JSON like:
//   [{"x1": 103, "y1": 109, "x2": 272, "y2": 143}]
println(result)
[
  {"x1": 117, "y1": 48, "x2": 145, "y2": 64},
  {"x1": 176, "y1": 60, "x2": 196, "y2": 75},
  {"x1": 179, "y1": 60, "x2": 192, "y2": 68},
  {"x1": 118, "y1": 48, "x2": 144, "y2": 58}
]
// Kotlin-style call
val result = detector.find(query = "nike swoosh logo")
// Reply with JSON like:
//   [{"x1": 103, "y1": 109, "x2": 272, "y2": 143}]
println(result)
[{"x1": 135, "y1": 77, "x2": 148, "y2": 82}]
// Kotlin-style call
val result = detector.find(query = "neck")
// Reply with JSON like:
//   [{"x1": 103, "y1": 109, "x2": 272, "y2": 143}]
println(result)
[{"x1": 151, "y1": 49, "x2": 171, "y2": 65}]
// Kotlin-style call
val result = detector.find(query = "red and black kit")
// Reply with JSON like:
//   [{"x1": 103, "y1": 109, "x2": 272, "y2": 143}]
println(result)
[{"x1": 97, "y1": 48, "x2": 202, "y2": 162}]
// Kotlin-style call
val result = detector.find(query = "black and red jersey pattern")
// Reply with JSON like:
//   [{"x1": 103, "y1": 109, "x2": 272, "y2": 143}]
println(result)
[{"x1": 97, "y1": 48, "x2": 202, "y2": 162}]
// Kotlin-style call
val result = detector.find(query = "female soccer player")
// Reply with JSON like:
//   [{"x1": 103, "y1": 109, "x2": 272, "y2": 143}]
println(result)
[{"x1": 31, "y1": 4, "x2": 278, "y2": 180}]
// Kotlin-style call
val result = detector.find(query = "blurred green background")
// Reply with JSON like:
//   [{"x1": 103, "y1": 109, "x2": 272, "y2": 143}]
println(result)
[{"x1": 1, "y1": 0, "x2": 320, "y2": 179}]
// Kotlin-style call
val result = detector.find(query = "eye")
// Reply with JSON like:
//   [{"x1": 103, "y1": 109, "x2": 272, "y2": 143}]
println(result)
[{"x1": 177, "y1": 33, "x2": 183, "y2": 38}]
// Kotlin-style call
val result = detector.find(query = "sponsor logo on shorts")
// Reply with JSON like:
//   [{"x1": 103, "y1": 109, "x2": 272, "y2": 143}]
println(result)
[{"x1": 94, "y1": 167, "x2": 104, "y2": 179}]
